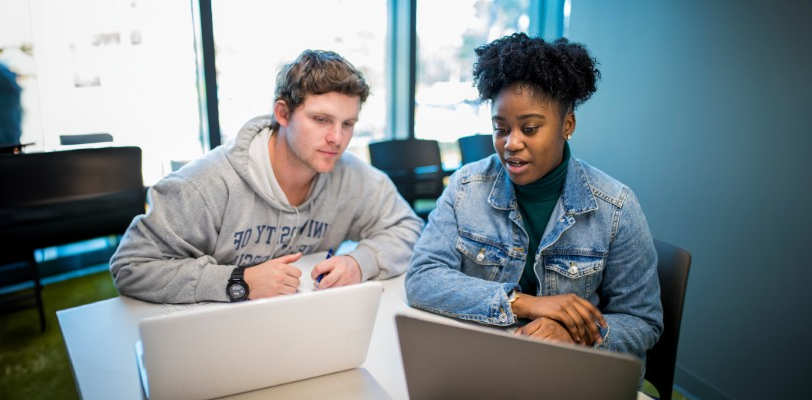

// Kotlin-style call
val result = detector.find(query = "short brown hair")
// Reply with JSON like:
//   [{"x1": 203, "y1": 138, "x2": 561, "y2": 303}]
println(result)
[{"x1": 270, "y1": 49, "x2": 370, "y2": 130}]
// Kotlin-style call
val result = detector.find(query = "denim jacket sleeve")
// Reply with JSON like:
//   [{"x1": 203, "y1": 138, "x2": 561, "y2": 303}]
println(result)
[
  {"x1": 405, "y1": 171, "x2": 519, "y2": 326},
  {"x1": 592, "y1": 189, "x2": 664, "y2": 361}
]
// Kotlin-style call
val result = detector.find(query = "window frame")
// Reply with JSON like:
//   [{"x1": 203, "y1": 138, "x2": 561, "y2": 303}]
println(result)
[{"x1": 193, "y1": 0, "x2": 550, "y2": 149}]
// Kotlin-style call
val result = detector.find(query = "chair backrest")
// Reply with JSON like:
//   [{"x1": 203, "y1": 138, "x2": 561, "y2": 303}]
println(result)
[
  {"x1": 646, "y1": 239, "x2": 692, "y2": 400},
  {"x1": 457, "y1": 134, "x2": 495, "y2": 165},
  {"x1": 367, "y1": 139, "x2": 445, "y2": 207},
  {"x1": 0, "y1": 147, "x2": 145, "y2": 262},
  {"x1": 59, "y1": 133, "x2": 114, "y2": 146}
]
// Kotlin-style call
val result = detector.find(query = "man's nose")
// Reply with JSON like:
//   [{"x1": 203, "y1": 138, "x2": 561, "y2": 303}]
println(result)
[{"x1": 326, "y1": 123, "x2": 343, "y2": 143}]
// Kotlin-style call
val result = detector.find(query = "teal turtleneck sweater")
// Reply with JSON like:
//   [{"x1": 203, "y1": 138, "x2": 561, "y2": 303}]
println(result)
[{"x1": 514, "y1": 142, "x2": 570, "y2": 295}]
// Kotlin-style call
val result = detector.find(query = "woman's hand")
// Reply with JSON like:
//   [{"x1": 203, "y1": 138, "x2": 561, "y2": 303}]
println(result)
[
  {"x1": 515, "y1": 317, "x2": 576, "y2": 344},
  {"x1": 511, "y1": 293, "x2": 606, "y2": 345}
]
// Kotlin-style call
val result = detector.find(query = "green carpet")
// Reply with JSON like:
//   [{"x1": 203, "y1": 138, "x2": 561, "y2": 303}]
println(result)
[{"x1": 0, "y1": 268, "x2": 119, "y2": 400}]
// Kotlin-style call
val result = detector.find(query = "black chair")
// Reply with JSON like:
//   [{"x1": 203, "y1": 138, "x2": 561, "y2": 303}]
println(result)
[
  {"x1": 646, "y1": 239, "x2": 692, "y2": 400},
  {"x1": 368, "y1": 139, "x2": 446, "y2": 220},
  {"x1": 457, "y1": 134, "x2": 495, "y2": 165},
  {"x1": 0, "y1": 146, "x2": 145, "y2": 332}
]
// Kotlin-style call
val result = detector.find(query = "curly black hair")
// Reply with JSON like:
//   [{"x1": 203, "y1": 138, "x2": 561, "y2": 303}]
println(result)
[{"x1": 473, "y1": 33, "x2": 600, "y2": 112}]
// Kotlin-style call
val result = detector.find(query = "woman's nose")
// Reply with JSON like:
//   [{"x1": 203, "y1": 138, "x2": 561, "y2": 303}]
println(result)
[{"x1": 504, "y1": 131, "x2": 522, "y2": 151}]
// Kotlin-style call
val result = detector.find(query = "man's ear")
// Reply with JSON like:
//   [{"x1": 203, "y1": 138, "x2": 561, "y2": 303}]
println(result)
[{"x1": 273, "y1": 100, "x2": 290, "y2": 127}]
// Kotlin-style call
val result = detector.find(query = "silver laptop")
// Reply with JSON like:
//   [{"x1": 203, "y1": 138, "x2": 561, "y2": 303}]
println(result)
[
  {"x1": 395, "y1": 314, "x2": 643, "y2": 400},
  {"x1": 136, "y1": 281, "x2": 383, "y2": 400}
]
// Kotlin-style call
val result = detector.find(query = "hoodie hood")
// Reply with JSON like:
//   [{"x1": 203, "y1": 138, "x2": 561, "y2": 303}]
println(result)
[{"x1": 224, "y1": 114, "x2": 326, "y2": 213}]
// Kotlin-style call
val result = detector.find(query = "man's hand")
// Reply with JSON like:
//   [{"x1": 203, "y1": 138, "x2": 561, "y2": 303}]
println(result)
[
  {"x1": 310, "y1": 255, "x2": 362, "y2": 289},
  {"x1": 244, "y1": 253, "x2": 303, "y2": 299},
  {"x1": 515, "y1": 317, "x2": 577, "y2": 344},
  {"x1": 511, "y1": 293, "x2": 606, "y2": 345}
]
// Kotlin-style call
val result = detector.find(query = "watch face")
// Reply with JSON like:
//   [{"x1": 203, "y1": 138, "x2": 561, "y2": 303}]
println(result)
[{"x1": 228, "y1": 283, "x2": 246, "y2": 300}]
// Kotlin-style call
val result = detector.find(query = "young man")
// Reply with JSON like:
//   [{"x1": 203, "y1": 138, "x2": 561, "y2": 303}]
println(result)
[{"x1": 111, "y1": 50, "x2": 423, "y2": 304}]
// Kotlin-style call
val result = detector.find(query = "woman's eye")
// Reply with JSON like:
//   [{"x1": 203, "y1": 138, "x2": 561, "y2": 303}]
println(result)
[
  {"x1": 493, "y1": 127, "x2": 507, "y2": 135},
  {"x1": 522, "y1": 126, "x2": 538, "y2": 135}
]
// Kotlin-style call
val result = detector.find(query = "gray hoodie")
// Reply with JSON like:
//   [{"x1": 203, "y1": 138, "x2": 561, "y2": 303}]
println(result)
[{"x1": 110, "y1": 115, "x2": 424, "y2": 303}]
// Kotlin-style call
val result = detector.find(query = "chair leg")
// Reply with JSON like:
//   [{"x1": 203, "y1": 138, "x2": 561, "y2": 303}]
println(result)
[
  {"x1": 26, "y1": 253, "x2": 46, "y2": 333},
  {"x1": 0, "y1": 253, "x2": 46, "y2": 332},
  {"x1": 32, "y1": 260, "x2": 46, "y2": 333}
]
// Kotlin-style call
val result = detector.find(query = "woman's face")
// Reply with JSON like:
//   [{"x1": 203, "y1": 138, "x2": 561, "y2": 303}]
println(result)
[{"x1": 492, "y1": 85, "x2": 575, "y2": 186}]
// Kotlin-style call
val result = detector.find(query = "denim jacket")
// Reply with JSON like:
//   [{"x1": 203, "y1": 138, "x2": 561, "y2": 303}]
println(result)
[{"x1": 405, "y1": 155, "x2": 663, "y2": 362}]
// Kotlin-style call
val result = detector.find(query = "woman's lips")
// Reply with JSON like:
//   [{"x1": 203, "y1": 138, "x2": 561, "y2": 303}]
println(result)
[{"x1": 504, "y1": 157, "x2": 529, "y2": 173}]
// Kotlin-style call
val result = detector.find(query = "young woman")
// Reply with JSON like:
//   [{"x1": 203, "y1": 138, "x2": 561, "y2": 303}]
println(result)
[{"x1": 405, "y1": 33, "x2": 663, "y2": 365}]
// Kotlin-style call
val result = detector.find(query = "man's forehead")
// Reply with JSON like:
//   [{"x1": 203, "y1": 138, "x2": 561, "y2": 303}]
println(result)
[{"x1": 299, "y1": 92, "x2": 361, "y2": 119}]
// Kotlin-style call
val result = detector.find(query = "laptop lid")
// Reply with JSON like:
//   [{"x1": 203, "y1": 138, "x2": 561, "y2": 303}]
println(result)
[
  {"x1": 395, "y1": 314, "x2": 643, "y2": 400},
  {"x1": 137, "y1": 281, "x2": 383, "y2": 400}
]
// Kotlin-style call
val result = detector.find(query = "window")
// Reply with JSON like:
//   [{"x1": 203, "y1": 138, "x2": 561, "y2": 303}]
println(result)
[
  {"x1": 415, "y1": 0, "x2": 530, "y2": 168},
  {"x1": 3, "y1": 0, "x2": 203, "y2": 186},
  {"x1": 0, "y1": 0, "x2": 547, "y2": 281},
  {"x1": 0, "y1": 0, "x2": 203, "y2": 281},
  {"x1": 210, "y1": 0, "x2": 388, "y2": 160}
]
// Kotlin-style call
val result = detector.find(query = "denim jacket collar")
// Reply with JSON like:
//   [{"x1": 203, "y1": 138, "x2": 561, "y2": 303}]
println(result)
[{"x1": 488, "y1": 157, "x2": 599, "y2": 215}]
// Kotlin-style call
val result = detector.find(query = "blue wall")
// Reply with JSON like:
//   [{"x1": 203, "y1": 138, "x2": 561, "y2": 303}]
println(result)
[{"x1": 566, "y1": 1, "x2": 811, "y2": 399}]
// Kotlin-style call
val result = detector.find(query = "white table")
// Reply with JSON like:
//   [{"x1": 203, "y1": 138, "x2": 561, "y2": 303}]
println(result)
[{"x1": 57, "y1": 252, "x2": 652, "y2": 399}]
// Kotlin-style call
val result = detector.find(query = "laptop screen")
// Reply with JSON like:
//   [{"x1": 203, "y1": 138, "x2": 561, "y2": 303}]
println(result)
[{"x1": 395, "y1": 314, "x2": 642, "y2": 400}]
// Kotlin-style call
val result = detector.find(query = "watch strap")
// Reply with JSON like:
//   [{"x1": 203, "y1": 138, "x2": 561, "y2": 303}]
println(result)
[
  {"x1": 230, "y1": 267, "x2": 245, "y2": 281},
  {"x1": 508, "y1": 289, "x2": 520, "y2": 304}
]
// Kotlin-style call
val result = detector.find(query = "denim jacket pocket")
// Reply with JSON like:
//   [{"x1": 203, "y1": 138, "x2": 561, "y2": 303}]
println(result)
[
  {"x1": 543, "y1": 254, "x2": 605, "y2": 297},
  {"x1": 456, "y1": 231, "x2": 507, "y2": 281}
]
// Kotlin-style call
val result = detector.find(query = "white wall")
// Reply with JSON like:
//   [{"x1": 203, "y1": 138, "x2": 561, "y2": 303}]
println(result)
[{"x1": 567, "y1": 1, "x2": 811, "y2": 399}]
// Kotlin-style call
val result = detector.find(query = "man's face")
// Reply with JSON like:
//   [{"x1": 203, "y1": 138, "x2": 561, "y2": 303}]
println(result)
[{"x1": 278, "y1": 92, "x2": 361, "y2": 174}]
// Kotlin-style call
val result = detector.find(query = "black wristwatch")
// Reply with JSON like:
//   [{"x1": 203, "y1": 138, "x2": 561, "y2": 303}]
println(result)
[{"x1": 226, "y1": 267, "x2": 249, "y2": 302}]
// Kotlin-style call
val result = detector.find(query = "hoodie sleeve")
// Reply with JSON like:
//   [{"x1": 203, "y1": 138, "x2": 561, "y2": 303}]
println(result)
[
  {"x1": 109, "y1": 175, "x2": 233, "y2": 303},
  {"x1": 342, "y1": 167, "x2": 424, "y2": 281}
]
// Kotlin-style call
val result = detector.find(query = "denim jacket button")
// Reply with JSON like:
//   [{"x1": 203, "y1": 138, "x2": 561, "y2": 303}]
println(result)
[
  {"x1": 498, "y1": 312, "x2": 507, "y2": 323},
  {"x1": 568, "y1": 265, "x2": 578, "y2": 275},
  {"x1": 476, "y1": 249, "x2": 485, "y2": 262}
]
